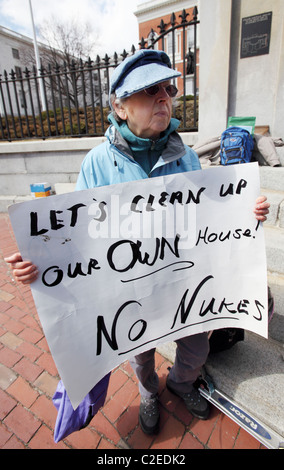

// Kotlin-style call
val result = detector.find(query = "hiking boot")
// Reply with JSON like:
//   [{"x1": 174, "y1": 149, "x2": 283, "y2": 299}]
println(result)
[
  {"x1": 139, "y1": 395, "x2": 160, "y2": 435},
  {"x1": 166, "y1": 377, "x2": 210, "y2": 420}
]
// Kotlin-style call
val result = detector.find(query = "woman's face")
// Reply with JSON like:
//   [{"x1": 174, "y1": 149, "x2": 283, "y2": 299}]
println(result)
[{"x1": 114, "y1": 81, "x2": 173, "y2": 140}]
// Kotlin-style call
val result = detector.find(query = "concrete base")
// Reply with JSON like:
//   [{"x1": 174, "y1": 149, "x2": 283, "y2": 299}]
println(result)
[
  {"x1": 206, "y1": 332, "x2": 284, "y2": 439},
  {"x1": 157, "y1": 331, "x2": 284, "y2": 440}
]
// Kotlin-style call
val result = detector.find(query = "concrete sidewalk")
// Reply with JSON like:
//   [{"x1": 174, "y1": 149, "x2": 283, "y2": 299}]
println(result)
[{"x1": 0, "y1": 213, "x2": 265, "y2": 450}]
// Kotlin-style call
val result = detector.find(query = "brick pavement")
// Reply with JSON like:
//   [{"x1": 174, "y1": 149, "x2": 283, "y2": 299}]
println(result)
[{"x1": 0, "y1": 213, "x2": 266, "y2": 450}]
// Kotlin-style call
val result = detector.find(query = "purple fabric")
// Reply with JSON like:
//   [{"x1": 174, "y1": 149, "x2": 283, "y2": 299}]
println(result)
[{"x1": 52, "y1": 373, "x2": 110, "y2": 442}]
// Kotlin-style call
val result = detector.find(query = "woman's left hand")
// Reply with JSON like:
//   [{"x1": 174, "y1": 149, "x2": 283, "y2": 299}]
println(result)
[{"x1": 254, "y1": 196, "x2": 270, "y2": 222}]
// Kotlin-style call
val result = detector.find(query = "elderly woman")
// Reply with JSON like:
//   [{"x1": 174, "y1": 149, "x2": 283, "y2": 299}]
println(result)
[{"x1": 6, "y1": 50, "x2": 269, "y2": 436}]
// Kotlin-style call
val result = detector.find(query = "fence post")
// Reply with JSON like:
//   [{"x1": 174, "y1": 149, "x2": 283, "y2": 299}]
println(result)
[{"x1": 0, "y1": 8, "x2": 199, "y2": 141}]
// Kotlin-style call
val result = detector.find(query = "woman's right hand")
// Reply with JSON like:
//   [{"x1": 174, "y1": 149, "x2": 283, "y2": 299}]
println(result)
[{"x1": 4, "y1": 252, "x2": 38, "y2": 284}]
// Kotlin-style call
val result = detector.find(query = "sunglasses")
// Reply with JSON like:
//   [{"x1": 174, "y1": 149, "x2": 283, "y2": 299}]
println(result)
[{"x1": 144, "y1": 83, "x2": 178, "y2": 98}]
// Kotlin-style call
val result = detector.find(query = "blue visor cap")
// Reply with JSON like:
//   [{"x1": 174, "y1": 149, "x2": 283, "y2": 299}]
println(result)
[{"x1": 110, "y1": 50, "x2": 181, "y2": 99}]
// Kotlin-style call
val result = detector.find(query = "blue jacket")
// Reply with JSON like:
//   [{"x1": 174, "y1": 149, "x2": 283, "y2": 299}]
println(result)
[
  {"x1": 76, "y1": 121, "x2": 201, "y2": 190},
  {"x1": 70, "y1": 121, "x2": 201, "y2": 428}
]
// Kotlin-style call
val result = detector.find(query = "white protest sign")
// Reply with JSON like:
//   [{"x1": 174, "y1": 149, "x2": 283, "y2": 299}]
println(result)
[{"x1": 8, "y1": 163, "x2": 268, "y2": 409}]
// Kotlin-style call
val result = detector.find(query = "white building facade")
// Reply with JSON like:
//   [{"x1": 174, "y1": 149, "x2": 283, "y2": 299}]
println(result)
[{"x1": 0, "y1": 25, "x2": 41, "y2": 116}]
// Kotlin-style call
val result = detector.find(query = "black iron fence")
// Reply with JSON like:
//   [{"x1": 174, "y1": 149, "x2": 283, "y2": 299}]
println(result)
[{"x1": 0, "y1": 8, "x2": 199, "y2": 141}]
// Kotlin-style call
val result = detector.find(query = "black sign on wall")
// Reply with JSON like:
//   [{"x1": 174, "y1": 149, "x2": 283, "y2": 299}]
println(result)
[{"x1": 241, "y1": 11, "x2": 272, "y2": 59}]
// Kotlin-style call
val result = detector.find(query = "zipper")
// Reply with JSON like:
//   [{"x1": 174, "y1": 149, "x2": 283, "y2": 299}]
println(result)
[
  {"x1": 110, "y1": 143, "x2": 149, "y2": 178},
  {"x1": 110, "y1": 134, "x2": 182, "y2": 178},
  {"x1": 147, "y1": 142, "x2": 155, "y2": 177}
]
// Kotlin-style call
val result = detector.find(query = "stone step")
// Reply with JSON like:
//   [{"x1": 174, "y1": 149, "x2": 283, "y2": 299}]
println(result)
[
  {"x1": 262, "y1": 189, "x2": 284, "y2": 228},
  {"x1": 259, "y1": 166, "x2": 284, "y2": 192},
  {"x1": 204, "y1": 331, "x2": 284, "y2": 444},
  {"x1": 0, "y1": 195, "x2": 32, "y2": 212},
  {"x1": 0, "y1": 184, "x2": 76, "y2": 212},
  {"x1": 276, "y1": 146, "x2": 284, "y2": 166},
  {"x1": 264, "y1": 226, "x2": 284, "y2": 275},
  {"x1": 157, "y1": 331, "x2": 284, "y2": 445},
  {"x1": 268, "y1": 272, "x2": 284, "y2": 344}
]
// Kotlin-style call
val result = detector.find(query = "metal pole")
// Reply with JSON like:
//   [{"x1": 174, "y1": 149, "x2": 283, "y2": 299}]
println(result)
[{"x1": 28, "y1": 0, "x2": 46, "y2": 111}]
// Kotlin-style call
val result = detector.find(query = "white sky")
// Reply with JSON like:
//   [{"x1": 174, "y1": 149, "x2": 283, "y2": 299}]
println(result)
[{"x1": 0, "y1": 0, "x2": 140, "y2": 56}]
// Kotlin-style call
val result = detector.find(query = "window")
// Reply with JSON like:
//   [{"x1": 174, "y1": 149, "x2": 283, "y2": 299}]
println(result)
[
  {"x1": 15, "y1": 66, "x2": 21, "y2": 79},
  {"x1": 12, "y1": 48, "x2": 20, "y2": 59},
  {"x1": 187, "y1": 27, "x2": 195, "y2": 49},
  {"x1": 19, "y1": 90, "x2": 27, "y2": 109},
  {"x1": 167, "y1": 34, "x2": 173, "y2": 56},
  {"x1": 166, "y1": 30, "x2": 181, "y2": 59}
]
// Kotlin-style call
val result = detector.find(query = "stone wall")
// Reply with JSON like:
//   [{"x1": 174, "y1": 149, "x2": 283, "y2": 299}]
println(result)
[{"x1": 0, "y1": 133, "x2": 199, "y2": 211}]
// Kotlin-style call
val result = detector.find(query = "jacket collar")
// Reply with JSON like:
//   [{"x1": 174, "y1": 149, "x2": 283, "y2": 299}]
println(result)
[{"x1": 105, "y1": 118, "x2": 186, "y2": 164}]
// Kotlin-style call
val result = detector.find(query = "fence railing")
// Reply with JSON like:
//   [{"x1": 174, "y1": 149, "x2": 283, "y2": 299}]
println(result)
[{"x1": 0, "y1": 8, "x2": 199, "y2": 142}]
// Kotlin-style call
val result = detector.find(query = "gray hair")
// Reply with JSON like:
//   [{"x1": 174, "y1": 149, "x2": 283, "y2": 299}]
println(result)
[{"x1": 109, "y1": 93, "x2": 127, "y2": 123}]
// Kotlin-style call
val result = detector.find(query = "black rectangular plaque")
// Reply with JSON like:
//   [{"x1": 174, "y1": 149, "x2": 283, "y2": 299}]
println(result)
[{"x1": 241, "y1": 11, "x2": 272, "y2": 58}]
